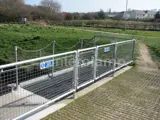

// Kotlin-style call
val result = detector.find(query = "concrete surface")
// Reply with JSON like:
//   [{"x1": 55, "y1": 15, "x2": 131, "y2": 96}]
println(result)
[{"x1": 26, "y1": 66, "x2": 132, "y2": 120}]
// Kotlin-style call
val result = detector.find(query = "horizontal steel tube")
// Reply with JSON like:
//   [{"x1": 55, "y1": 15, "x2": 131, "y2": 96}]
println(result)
[
  {"x1": 77, "y1": 80, "x2": 94, "y2": 90},
  {"x1": 0, "y1": 51, "x2": 76, "y2": 69},
  {"x1": 117, "y1": 39, "x2": 135, "y2": 44},
  {"x1": 13, "y1": 89, "x2": 75, "y2": 120},
  {"x1": 97, "y1": 43, "x2": 115, "y2": 48},
  {"x1": 96, "y1": 70, "x2": 114, "y2": 80},
  {"x1": 115, "y1": 61, "x2": 133, "y2": 71},
  {"x1": 78, "y1": 47, "x2": 95, "y2": 52}
]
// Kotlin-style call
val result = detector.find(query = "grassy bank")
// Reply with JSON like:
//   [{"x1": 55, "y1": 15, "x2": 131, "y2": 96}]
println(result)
[
  {"x1": 0, "y1": 24, "x2": 159, "y2": 64},
  {"x1": 0, "y1": 24, "x2": 96, "y2": 64},
  {"x1": 62, "y1": 26, "x2": 160, "y2": 62},
  {"x1": 0, "y1": 24, "x2": 125, "y2": 64}
]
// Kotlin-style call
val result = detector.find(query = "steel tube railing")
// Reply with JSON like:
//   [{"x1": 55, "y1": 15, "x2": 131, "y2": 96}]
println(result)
[{"x1": 0, "y1": 39, "x2": 136, "y2": 120}]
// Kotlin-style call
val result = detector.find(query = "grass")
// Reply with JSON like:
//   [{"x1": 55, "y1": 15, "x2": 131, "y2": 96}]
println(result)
[
  {"x1": 0, "y1": 24, "x2": 159, "y2": 64},
  {"x1": 42, "y1": 68, "x2": 160, "y2": 120},
  {"x1": 64, "y1": 26, "x2": 160, "y2": 37},
  {"x1": 60, "y1": 26, "x2": 160, "y2": 62},
  {"x1": 0, "y1": 24, "x2": 97, "y2": 64},
  {"x1": 75, "y1": 19, "x2": 160, "y2": 25},
  {"x1": 0, "y1": 24, "x2": 129, "y2": 64}
]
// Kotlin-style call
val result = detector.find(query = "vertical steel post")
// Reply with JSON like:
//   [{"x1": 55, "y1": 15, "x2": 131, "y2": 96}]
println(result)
[
  {"x1": 93, "y1": 47, "x2": 98, "y2": 81},
  {"x1": 132, "y1": 40, "x2": 136, "y2": 61},
  {"x1": 112, "y1": 43, "x2": 117, "y2": 77},
  {"x1": 40, "y1": 49, "x2": 42, "y2": 57},
  {"x1": 15, "y1": 46, "x2": 19, "y2": 90},
  {"x1": 73, "y1": 50, "x2": 79, "y2": 99},
  {"x1": 52, "y1": 41, "x2": 55, "y2": 78},
  {"x1": 94, "y1": 36, "x2": 96, "y2": 47},
  {"x1": 81, "y1": 39, "x2": 84, "y2": 49}
]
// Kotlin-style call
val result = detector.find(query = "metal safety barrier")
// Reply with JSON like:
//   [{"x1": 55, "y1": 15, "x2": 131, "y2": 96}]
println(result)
[{"x1": 0, "y1": 39, "x2": 136, "y2": 120}]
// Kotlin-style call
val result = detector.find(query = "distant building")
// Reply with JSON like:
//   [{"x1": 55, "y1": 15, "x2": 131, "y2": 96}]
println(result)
[
  {"x1": 106, "y1": 10, "x2": 156, "y2": 20},
  {"x1": 106, "y1": 12, "x2": 119, "y2": 18},
  {"x1": 127, "y1": 10, "x2": 156, "y2": 19},
  {"x1": 145, "y1": 11, "x2": 156, "y2": 19},
  {"x1": 129, "y1": 10, "x2": 146, "y2": 19}
]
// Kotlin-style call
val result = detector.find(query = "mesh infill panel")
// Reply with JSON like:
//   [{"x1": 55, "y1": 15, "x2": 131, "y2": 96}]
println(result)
[
  {"x1": 97, "y1": 45, "x2": 114, "y2": 77},
  {"x1": 78, "y1": 49, "x2": 95, "y2": 86},
  {"x1": 0, "y1": 52, "x2": 75, "y2": 120},
  {"x1": 21, "y1": 53, "x2": 75, "y2": 99},
  {"x1": 116, "y1": 41, "x2": 133, "y2": 68}
]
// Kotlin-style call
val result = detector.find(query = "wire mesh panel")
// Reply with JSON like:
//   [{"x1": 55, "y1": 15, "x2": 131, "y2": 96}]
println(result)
[
  {"x1": 0, "y1": 52, "x2": 75, "y2": 120},
  {"x1": 0, "y1": 67, "x2": 41, "y2": 120},
  {"x1": 78, "y1": 49, "x2": 95, "y2": 87},
  {"x1": 20, "y1": 53, "x2": 75, "y2": 99},
  {"x1": 0, "y1": 68, "x2": 17, "y2": 96},
  {"x1": 116, "y1": 41, "x2": 134, "y2": 69},
  {"x1": 0, "y1": 39, "x2": 135, "y2": 120},
  {"x1": 97, "y1": 44, "x2": 115, "y2": 78}
]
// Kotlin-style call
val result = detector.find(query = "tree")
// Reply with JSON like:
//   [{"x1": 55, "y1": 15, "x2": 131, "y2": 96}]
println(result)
[
  {"x1": 40, "y1": 0, "x2": 61, "y2": 13},
  {"x1": 72, "y1": 12, "x2": 80, "y2": 20},
  {"x1": 0, "y1": 0, "x2": 62, "y2": 22},
  {"x1": 0, "y1": 0, "x2": 25, "y2": 22},
  {"x1": 64, "y1": 13, "x2": 73, "y2": 20},
  {"x1": 97, "y1": 9, "x2": 105, "y2": 19},
  {"x1": 155, "y1": 12, "x2": 160, "y2": 19},
  {"x1": 81, "y1": 13, "x2": 96, "y2": 20}
]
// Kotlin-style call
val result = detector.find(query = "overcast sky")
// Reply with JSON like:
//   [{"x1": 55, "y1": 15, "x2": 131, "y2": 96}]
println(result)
[{"x1": 25, "y1": 0, "x2": 160, "y2": 12}]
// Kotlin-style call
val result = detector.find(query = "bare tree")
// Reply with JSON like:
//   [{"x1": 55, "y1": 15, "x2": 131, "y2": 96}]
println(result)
[{"x1": 40, "y1": 0, "x2": 61, "y2": 13}]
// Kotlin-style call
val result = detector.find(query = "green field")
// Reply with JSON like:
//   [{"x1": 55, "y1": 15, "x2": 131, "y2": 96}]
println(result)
[
  {"x1": 0, "y1": 24, "x2": 159, "y2": 65},
  {"x1": 62, "y1": 26, "x2": 160, "y2": 62},
  {"x1": 0, "y1": 24, "x2": 97, "y2": 64},
  {"x1": 0, "y1": 24, "x2": 133, "y2": 64}
]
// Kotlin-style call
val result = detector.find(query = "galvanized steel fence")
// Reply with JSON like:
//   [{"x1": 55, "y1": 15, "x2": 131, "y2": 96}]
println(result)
[{"x1": 0, "y1": 39, "x2": 135, "y2": 120}]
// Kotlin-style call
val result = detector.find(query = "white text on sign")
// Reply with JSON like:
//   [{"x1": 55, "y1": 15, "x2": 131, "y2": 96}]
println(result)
[{"x1": 40, "y1": 60, "x2": 54, "y2": 70}]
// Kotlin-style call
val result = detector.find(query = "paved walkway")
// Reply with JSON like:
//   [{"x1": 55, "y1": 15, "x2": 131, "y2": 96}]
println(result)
[
  {"x1": 42, "y1": 67, "x2": 160, "y2": 120},
  {"x1": 42, "y1": 42, "x2": 160, "y2": 120}
]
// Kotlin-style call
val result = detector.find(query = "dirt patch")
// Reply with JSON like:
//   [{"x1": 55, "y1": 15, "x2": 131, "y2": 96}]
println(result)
[
  {"x1": 31, "y1": 20, "x2": 48, "y2": 27},
  {"x1": 136, "y1": 43, "x2": 158, "y2": 70}
]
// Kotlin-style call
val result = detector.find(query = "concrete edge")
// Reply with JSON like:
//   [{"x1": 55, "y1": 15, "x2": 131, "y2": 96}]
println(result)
[{"x1": 26, "y1": 66, "x2": 132, "y2": 120}]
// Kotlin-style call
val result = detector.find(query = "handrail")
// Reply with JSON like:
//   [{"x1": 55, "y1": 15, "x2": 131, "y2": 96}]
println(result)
[{"x1": 0, "y1": 39, "x2": 135, "y2": 70}]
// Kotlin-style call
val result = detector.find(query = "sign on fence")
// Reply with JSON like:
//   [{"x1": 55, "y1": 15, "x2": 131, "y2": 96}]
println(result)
[
  {"x1": 40, "y1": 60, "x2": 54, "y2": 70},
  {"x1": 104, "y1": 47, "x2": 110, "y2": 52}
]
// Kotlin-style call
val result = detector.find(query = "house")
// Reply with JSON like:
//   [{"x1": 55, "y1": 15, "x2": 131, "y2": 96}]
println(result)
[
  {"x1": 117, "y1": 11, "x2": 131, "y2": 19},
  {"x1": 145, "y1": 11, "x2": 156, "y2": 19},
  {"x1": 128, "y1": 10, "x2": 156, "y2": 19},
  {"x1": 106, "y1": 12, "x2": 119, "y2": 18},
  {"x1": 129, "y1": 10, "x2": 146, "y2": 19}
]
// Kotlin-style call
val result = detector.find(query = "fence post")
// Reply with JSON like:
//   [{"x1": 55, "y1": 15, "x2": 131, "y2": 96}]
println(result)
[
  {"x1": 40, "y1": 49, "x2": 42, "y2": 57},
  {"x1": 132, "y1": 40, "x2": 136, "y2": 62},
  {"x1": 94, "y1": 36, "x2": 96, "y2": 47},
  {"x1": 15, "y1": 46, "x2": 19, "y2": 90},
  {"x1": 112, "y1": 43, "x2": 117, "y2": 77},
  {"x1": 93, "y1": 47, "x2": 98, "y2": 81},
  {"x1": 52, "y1": 41, "x2": 55, "y2": 78},
  {"x1": 80, "y1": 39, "x2": 84, "y2": 49},
  {"x1": 73, "y1": 50, "x2": 79, "y2": 99}
]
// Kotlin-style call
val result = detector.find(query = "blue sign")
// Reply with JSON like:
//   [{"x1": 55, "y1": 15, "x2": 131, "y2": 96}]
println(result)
[
  {"x1": 40, "y1": 60, "x2": 54, "y2": 70},
  {"x1": 104, "y1": 47, "x2": 110, "y2": 52}
]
